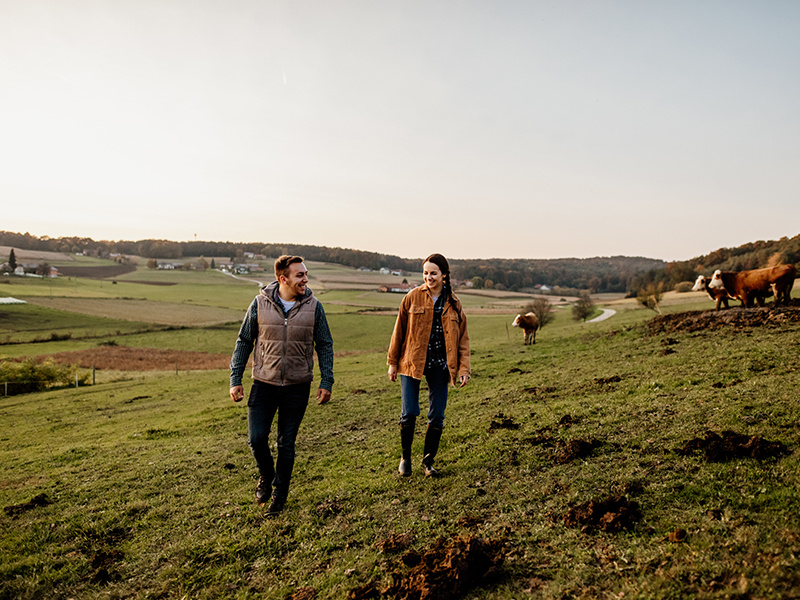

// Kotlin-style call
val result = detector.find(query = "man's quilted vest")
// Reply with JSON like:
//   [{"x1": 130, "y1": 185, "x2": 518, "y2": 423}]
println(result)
[{"x1": 251, "y1": 292, "x2": 318, "y2": 386}]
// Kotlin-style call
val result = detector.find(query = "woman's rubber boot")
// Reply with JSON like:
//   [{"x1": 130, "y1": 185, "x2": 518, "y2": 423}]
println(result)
[
  {"x1": 398, "y1": 422, "x2": 415, "y2": 477},
  {"x1": 421, "y1": 425, "x2": 443, "y2": 478}
]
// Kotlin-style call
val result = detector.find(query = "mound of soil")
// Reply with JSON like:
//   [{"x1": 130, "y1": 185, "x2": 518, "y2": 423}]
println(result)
[
  {"x1": 376, "y1": 533, "x2": 414, "y2": 554},
  {"x1": 647, "y1": 301, "x2": 800, "y2": 334},
  {"x1": 380, "y1": 535, "x2": 504, "y2": 600},
  {"x1": 489, "y1": 413, "x2": 520, "y2": 432},
  {"x1": 286, "y1": 588, "x2": 317, "y2": 600},
  {"x1": 555, "y1": 438, "x2": 601, "y2": 464},
  {"x1": 347, "y1": 583, "x2": 379, "y2": 600},
  {"x1": 31, "y1": 346, "x2": 231, "y2": 371},
  {"x1": 677, "y1": 430, "x2": 789, "y2": 462},
  {"x1": 564, "y1": 494, "x2": 642, "y2": 533}
]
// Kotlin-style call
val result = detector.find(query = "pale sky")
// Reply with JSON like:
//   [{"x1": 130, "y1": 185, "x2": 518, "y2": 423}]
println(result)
[{"x1": 2, "y1": 1, "x2": 799, "y2": 261}]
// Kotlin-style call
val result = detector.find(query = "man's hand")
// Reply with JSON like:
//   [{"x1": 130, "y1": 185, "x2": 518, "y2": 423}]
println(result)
[
  {"x1": 316, "y1": 388, "x2": 332, "y2": 405},
  {"x1": 230, "y1": 385, "x2": 245, "y2": 402}
]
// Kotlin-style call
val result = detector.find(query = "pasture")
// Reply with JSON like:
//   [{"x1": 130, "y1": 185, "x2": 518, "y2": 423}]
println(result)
[{"x1": 1, "y1": 260, "x2": 799, "y2": 600}]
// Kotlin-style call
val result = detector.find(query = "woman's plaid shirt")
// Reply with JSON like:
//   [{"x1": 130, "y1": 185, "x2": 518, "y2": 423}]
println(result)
[{"x1": 425, "y1": 293, "x2": 447, "y2": 372}]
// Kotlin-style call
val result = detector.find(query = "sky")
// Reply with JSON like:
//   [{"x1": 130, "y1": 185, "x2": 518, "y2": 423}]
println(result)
[{"x1": 2, "y1": 1, "x2": 799, "y2": 262}]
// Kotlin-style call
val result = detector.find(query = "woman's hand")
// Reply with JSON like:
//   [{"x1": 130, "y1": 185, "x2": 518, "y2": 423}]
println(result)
[
  {"x1": 459, "y1": 374, "x2": 470, "y2": 388},
  {"x1": 388, "y1": 365, "x2": 397, "y2": 382}
]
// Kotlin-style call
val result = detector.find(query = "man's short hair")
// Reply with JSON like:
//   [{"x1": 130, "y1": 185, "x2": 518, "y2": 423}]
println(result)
[{"x1": 275, "y1": 255, "x2": 304, "y2": 279}]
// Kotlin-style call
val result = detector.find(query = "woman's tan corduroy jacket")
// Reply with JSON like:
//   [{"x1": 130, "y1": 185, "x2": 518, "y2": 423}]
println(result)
[{"x1": 387, "y1": 284, "x2": 470, "y2": 385}]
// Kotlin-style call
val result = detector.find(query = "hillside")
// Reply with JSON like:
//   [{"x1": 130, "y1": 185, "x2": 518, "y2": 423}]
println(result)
[
  {"x1": 3, "y1": 230, "x2": 799, "y2": 295},
  {"x1": 1, "y1": 283, "x2": 799, "y2": 599},
  {"x1": 1, "y1": 231, "x2": 664, "y2": 293},
  {"x1": 628, "y1": 233, "x2": 800, "y2": 294}
]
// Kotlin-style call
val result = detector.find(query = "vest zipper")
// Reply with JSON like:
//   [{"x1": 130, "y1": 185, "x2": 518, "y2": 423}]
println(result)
[{"x1": 281, "y1": 316, "x2": 288, "y2": 385}]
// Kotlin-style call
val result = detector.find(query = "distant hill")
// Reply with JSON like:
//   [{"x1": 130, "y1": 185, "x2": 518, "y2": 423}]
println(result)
[
  {"x1": 451, "y1": 256, "x2": 666, "y2": 294},
  {"x1": 2, "y1": 230, "x2": 796, "y2": 294},
  {"x1": 628, "y1": 233, "x2": 800, "y2": 294}
]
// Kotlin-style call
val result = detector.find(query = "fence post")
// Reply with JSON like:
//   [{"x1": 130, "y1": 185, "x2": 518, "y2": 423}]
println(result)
[
  {"x1": 93, "y1": 365, "x2": 96, "y2": 385},
  {"x1": 75, "y1": 373, "x2": 79, "y2": 388}
]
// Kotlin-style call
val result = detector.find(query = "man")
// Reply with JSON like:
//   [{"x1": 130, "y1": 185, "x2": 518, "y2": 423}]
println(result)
[{"x1": 229, "y1": 255, "x2": 334, "y2": 516}]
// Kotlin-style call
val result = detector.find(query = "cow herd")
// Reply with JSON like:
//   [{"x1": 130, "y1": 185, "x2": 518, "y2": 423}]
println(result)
[
  {"x1": 692, "y1": 264, "x2": 796, "y2": 311},
  {"x1": 510, "y1": 264, "x2": 796, "y2": 345}
]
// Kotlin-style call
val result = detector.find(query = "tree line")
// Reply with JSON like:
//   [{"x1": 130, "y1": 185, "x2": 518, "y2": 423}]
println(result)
[
  {"x1": 451, "y1": 256, "x2": 666, "y2": 294},
  {"x1": 628, "y1": 234, "x2": 800, "y2": 296},
  {"x1": 2, "y1": 230, "x2": 797, "y2": 295}
]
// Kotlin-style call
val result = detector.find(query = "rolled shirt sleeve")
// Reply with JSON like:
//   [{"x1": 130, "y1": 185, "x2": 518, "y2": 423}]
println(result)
[{"x1": 314, "y1": 302, "x2": 335, "y2": 391}]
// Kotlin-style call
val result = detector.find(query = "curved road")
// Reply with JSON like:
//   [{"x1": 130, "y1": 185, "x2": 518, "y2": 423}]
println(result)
[{"x1": 587, "y1": 308, "x2": 616, "y2": 323}]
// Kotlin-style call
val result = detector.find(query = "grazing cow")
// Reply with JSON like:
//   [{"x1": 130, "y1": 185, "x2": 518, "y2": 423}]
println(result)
[
  {"x1": 692, "y1": 275, "x2": 730, "y2": 310},
  {"x1": 709, "y1": 264, "x2": 796, "y2": 308},
  {"x1": 512, "y1": 312, "x2": 539, "y2": 345}
]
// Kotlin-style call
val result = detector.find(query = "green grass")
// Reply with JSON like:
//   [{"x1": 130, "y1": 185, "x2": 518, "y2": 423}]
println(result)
[
  {"x1": 2, "y1": 295, "x2": 799, "y2": 599},
  {"x1": 0, "y1": 304, "x2": 156, "y2": 346}
]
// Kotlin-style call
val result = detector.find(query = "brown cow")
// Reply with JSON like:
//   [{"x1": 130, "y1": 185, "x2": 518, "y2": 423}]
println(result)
[
  {"x1": 691, "y1": 275, "x2": 730, "y2": 310},
  {"x1": 512, "y1": 312, "x2": 539, "y2": 345},
  {"x1": 709, "y1": 264, "x2": 796, "y2": 308}
]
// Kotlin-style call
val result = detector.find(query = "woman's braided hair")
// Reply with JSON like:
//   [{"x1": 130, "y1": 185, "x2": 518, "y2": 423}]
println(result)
[{"x1": 424, "y1": 253, "x2": 454, "y2": 307}]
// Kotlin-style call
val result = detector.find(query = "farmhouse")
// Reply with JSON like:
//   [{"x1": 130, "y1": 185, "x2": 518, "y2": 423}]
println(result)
[
  {"x1": 218, "y1": 263, "x2": 264, "y2": 275},
  {"x1": 2, "y1": 264, "x2": 59, "y2": 277},
  {"x1": 380, "y1": 283, "x2": 416, "y2": 293}
]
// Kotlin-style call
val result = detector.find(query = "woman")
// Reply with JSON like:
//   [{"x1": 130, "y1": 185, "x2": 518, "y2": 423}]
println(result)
[{"x1": 387, "y1": 253, "x2": 470, "y2": 477}]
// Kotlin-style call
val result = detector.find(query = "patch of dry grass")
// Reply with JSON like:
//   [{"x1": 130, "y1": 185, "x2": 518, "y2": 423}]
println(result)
[
  {"x1": 30, "y1": 346, "x2": 233, "y2": 371},
  {"x1": 24, "y1": 297, "x2": 241, "y2": 327}
]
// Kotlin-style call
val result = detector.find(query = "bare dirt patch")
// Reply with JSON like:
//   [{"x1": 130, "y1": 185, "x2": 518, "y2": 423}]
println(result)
[
  {"x1": 376, "y1": 533, "x2": 414, "y2": 554},
  {"x1": 376, "y1": 535, "x2": 505, "y2": 600},
  {"x1": 646, "y1": 301, "x2": 800, "y2": 334},
  {"x1": 555, "y1": 438, "x2": 601, "y2": 464},
  {"x1": 56, "y1": 264, "x2": 136, "y2": 278},
  {"x1": 30, "y1": 346, "x2": 231, "y2": 371},
  {"x1": 489, "y1": 413, "x2": 520, "y2": 432},
  {"x1": 676, "y1": 430, "x2": 790, "y2": 462},
  {"x1": 563, "y1": 494, "x2": 642, "y2": 533}
]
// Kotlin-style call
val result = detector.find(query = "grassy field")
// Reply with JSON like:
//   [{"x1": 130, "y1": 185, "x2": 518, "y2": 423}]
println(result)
[{"x1": 1, "y1": 261, "x2": 799, "y2": 599}]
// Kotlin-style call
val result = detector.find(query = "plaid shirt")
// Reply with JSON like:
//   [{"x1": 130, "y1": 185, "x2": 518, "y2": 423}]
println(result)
[
  {"x1": 425, "y1": 293, "x2": 447, "y2": 372},
  {"x1": 229, "y1": 290, "x2": 334, "y2": 390}
]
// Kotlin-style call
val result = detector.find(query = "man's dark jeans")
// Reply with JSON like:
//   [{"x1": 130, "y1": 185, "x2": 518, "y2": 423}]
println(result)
[{"x1": 247, "y1": 380, "x2": 310, "y2": 501}]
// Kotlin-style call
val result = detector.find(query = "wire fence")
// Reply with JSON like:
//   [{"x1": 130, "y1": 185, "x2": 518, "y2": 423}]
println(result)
[{"x1": 1, "y1": 367, "x2": 97, "y2": 397}]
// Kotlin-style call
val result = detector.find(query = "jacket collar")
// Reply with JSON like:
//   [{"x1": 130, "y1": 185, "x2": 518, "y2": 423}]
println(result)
[
  {"x1": 416, "y1": 283, "x2": 455, "y2": 313},
  {"x1": 260, "y1": 280, "x2": 313, "y2": 308}
]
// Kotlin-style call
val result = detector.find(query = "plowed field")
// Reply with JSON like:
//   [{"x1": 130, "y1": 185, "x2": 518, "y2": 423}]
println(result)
[{"x1": 33, "y1": 346, "x2": 233, "y2": 371}]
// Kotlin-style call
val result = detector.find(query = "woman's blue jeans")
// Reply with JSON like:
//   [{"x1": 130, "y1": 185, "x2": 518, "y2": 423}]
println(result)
[
  {"x1": 247, "y1": 380, "x2": 310, "y2": 501},
  {"x1": 400, "y1": 367, "x2": 449, "y2": 428}
]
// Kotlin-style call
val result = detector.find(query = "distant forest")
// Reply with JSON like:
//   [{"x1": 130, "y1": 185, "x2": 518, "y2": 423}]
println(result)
[{"x1": 2, "y1": 230, "x2": 798, "y2": 295}]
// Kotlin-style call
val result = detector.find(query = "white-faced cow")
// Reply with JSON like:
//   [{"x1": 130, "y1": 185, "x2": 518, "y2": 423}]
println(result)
[
  {"x1": 692, "y1": 275, "x2": 731, "y2": 310},
  {"x1": 512, "y1": 312, "x2": 539, "y2": 345},
  {"x1": 709, "y1": 264, "x2": 796, "y2": 308}
]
